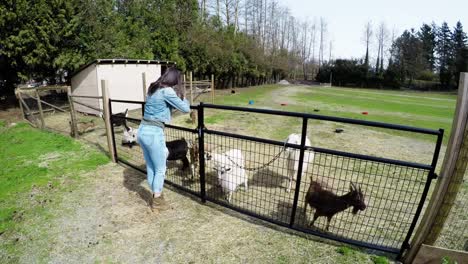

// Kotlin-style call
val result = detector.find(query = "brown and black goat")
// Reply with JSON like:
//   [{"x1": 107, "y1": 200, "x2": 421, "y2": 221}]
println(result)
[
  {"x1": 165, "y1": 138, "x2": 200, "y2": 179},
  {"x1": 304, "y1": 180, "x2": 366, "y2": 231}
]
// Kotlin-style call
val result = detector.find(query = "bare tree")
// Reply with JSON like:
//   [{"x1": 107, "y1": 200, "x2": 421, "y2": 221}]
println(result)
[
  {"x1": 318, "y1": 17, "x2": 327, "y2": 70},
  {"x1": 362, "y1": 21, "x2": 373, "y2": 69},
  {"x1": 375, "y1": 22, "x2": 389, "y2": 74}
]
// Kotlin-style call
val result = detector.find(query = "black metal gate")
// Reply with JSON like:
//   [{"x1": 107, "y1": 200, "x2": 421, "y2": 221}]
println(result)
[{"x1": 109, "y1": 99, "x2": 443, "y2": 259}]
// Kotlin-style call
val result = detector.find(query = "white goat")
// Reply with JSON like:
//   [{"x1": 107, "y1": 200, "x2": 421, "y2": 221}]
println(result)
[
  {"x1": 285, "y1": 133, "x2": 314, "y2": 192},
  {"x1": 122, "y1": 127, "x2": 138, "y2": 148},
  {"x1": 207, "y1": 149, "x2": 248, "y2": 202}
]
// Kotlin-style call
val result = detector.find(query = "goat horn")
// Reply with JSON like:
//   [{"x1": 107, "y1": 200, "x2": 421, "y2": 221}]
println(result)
[{"x1": 350, "y1": 182, "x2": 357, "y2": 191}]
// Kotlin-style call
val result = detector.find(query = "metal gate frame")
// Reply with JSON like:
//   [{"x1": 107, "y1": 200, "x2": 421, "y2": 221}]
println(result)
[{"x1": 109, "y1": 99, "x2": 444, "y2": 259}]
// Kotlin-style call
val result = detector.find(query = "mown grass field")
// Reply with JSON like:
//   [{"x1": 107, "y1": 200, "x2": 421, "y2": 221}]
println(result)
[{"x1": 196, "y1": 85, "x2": 456, "y2": 145}]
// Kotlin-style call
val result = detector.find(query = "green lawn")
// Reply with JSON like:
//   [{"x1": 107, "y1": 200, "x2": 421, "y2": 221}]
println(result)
[
  {"x1": 198, "y1": 85, "x2": 457, "y2": 144},
  {"x1": 0, "y1": 122, "x2": 109, "y2": 258}
]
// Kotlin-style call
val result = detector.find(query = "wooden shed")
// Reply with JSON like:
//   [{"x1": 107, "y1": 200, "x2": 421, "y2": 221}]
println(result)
[{"x1": 71, "y1": 59, "x2": 175, "y2": 115}]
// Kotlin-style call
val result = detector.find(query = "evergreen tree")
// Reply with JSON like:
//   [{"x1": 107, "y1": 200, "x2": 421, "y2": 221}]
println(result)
[
  {"x1": 418, "y1": 23, "x2": 436, "y2": 72},
  {"x1": 436, "y1": 22, "x2": 453, "y2": 89},
  {"x1": 452, "y1": 21, "x2": 468, "y2": 85},
  {"x1": 391, "y1": 29, "x2": 424, "y2": 86}
]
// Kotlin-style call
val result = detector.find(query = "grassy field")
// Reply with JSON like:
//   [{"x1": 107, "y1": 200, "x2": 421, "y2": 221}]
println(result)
[
  {"x1": 0, "y1": 122, "x2": 109, "y2": 261},
  {"x1": 193, "y1": 85, "x2": 456, "y2": 144}
]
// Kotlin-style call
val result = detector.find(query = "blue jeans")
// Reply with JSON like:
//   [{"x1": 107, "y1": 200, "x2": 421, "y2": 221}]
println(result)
[{"x1": 137, "y1": 124, "x2": 166, "y2": 194}]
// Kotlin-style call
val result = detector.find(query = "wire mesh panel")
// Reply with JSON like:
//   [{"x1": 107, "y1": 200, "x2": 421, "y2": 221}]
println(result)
[
  {"x1": 203, "y1": 133, "x2": 296, "y2": 225},
  {"x1": 294, "y1": 151, "x2": 431, "y2": 250}
]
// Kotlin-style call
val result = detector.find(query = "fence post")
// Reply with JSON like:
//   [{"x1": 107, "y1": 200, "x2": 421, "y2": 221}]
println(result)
[
  {"x1": 290, "y1": 117, "x2": 308, "y2": 227},
  {"x1": 35, "y1": 89, "x2": 45, "y2": 129},
  {"x1": 101, "y1": 80, "x2": 116, "y2": 163},
  {"x1": 67, "y1": 87, "x2": 79, "y2": 137},
  {"x1": 17, "y1": 89, "x2": 35, "y2": 126},
  {"x1": 142, "y1": 72, "x2": 147, "y2": 101},
  {"x1": 197, "y1": 103, "x2": 206, "y2": 203},
  {"x1": 403, "y1": 73, "x2": 468, "y2": 263},
  {"x1": 211, "y1": 74, "x2": 215, "y2": 104},
  {"x1": 15, "y1": 89, "x2": 25, "y2": 120},
  {"x1": 190, "y1": 71, "x2": 194, "y2": 105}
]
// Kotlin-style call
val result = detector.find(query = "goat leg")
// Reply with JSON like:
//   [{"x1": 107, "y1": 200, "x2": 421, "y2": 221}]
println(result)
[
  {"x1": 181, "y1": 157, "x2": 190, "y2": 172},
  {"x1": 244, "y1": 180, "x2": 248, "y2": 191},
  {"x1": 227, "y1": 191, "x2": 232, "y2": 203},
  {"x1": 190, "y1": 163, "x2": 195, "y2": 179},
  {"x1": 310, "y1": 213, "x2": 319, "y2": 227},
  {"x1": 326, "y1": 216, "x2": 332, "y2": 231}
]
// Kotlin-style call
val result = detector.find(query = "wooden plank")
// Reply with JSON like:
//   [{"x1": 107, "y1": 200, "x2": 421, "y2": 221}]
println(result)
[
  {"x1": 190, "y1": 71, "x2": 193, "y2": 105},
  {"x1": 211, "y1": 74, "x2": 215, "y2": 104},
  {"x1": 35, "y1": 90, "x2": 45, "y2": 129},
  {"x1": 21, "y1": 93, "x2": 68, "y2": 112},
  {"x1": 69, "y1": 95, "x2": 103, "y2": 99},
  {"x1": 404, "y1": 73, "x2": 468, "y2": 263},
  {"x1": 67, "y1": 87, "x2": 79, "y2": 138},
  {"x1": 15, "y1": 89, "x2": 26, "y2": 120},
  {"x1": 72, "y1": 100, "x2": 102, "y2": 112},
  {"x1": 101, "y1": 80, "x2": 116, "y2": 163},
  {"x1": 413, "y1": 244, "x2": 468, "y2": 264},
  {"x1": 26, "y1": 109, "x2": 55, "y2": 115}
]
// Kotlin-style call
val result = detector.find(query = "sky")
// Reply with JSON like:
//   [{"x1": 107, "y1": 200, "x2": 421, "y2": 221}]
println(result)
[{"x1": 282, "y1": 0, "x2": 468, "y2": 60}]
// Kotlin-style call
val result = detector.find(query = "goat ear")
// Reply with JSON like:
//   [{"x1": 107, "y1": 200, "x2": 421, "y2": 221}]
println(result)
[
  {"x1": 225, "y1": 167, "x2": 231, "y2": 172},
  {"x1": 125, "y1": 109, "x2": 128, "y2": 117}
]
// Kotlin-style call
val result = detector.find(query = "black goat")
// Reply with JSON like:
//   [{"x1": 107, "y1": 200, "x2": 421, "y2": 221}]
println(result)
[
  {"x1": 112, "y1": 109, "x2": 129, "y2": 130},
  {"x1": 166, "y1": 139, "x2": 190, "y2": 172},
  {"x1": 165, "y1": 138, "x2": 199, "y2": 179},
  {"x1": 304, "y1": 180, "x2": 366, "y2": 231}
]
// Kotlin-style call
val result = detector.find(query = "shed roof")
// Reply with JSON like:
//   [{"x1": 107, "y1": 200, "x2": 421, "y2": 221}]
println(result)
[{"x1": 71, "y1": 58, "x2": 176, "y2": 78}]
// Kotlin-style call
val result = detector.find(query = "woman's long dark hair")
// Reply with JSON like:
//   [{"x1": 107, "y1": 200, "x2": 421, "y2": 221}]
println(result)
[{"x1": 147, "y1": 67, "x2": 184, "y2": 98}]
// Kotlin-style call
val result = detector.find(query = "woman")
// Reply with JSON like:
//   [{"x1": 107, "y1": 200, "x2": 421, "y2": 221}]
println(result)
[{"x1": 138, "y1": 68, "x2": 190, "y2": 212}]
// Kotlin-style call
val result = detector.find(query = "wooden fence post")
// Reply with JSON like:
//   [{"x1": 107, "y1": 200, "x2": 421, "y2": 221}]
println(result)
[
  {"x1": 101, "y1": 80, "x2": 116, "y2": 163},
  {"x1": 67, "y1": 87, "x2": 79, "y2": 137},
  {"x1": 190, "y1": 71, "x2": 193, "y2": 105},
  {"x1": 403, "y1": 73, "x2": 468, "y2": 263},
  {"x1": 211, "y1": 74, "x2": 215, "y2": 104},
  {"x1": 35, "y1": 90, "x2": 45, "y2": 129},
  {"x1": 15, "y1": 89, "x2": 25, "y2": 120},
  {"x1": 142, "y1": 72, "x2": 147, "y2": 101}
]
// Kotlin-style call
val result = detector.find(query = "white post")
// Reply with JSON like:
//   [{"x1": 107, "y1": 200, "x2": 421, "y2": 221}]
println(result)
[{"x1": 142, "y1": 72, "x2": 147, "y2": 101}]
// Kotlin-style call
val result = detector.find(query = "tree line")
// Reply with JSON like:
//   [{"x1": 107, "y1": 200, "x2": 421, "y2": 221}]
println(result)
[
  {"x1": 0, "y1": 0, "x2": 327, "y2": 95},
  {"x1": 317, "y1": 21, "x2": 468, "y2": 90}
]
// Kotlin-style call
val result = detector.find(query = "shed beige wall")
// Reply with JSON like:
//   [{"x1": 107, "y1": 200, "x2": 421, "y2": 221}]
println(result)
[
  {"x1": 97, "y1": 64, "x2": 161, "y2": 114},
  {"x1": 70, "y1": 64, "x2": 100, "y2": 115}
]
